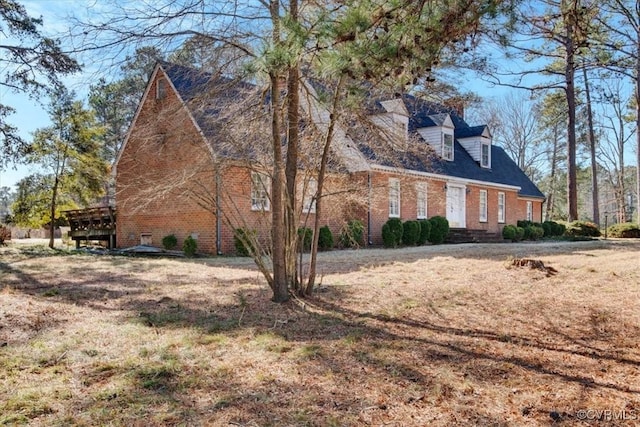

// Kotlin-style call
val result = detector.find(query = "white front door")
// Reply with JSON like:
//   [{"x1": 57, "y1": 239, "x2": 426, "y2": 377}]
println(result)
[{"x1": 446, "y1": 185, "x2": 466, "y2": 228}]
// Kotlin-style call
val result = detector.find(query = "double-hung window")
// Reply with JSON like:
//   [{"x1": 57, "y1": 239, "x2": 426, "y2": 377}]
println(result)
[
  {"x1": 497, "y1": 192, "x2": 505, "y2": 223},
  {"x1": 526, "y1": 201, "x2": 533, "y2": 221},
  {"x1": 479, "y1": 190, "x2": 488, "y2": 222},
  {"x1": 416, "y1": 183, "x2": 427, "y2": 219},
  {"x1": 481, "y1": 143, "x2": 490, "y2": 168},
  {"x1": 389, "y1": 178, "x2": 400, "y2": 218},
  {"x1": 251, "y1": 172, "x2": 270, "y2": 211},
  {"x1": 443, "y1": 133, "x2": 454, "y2": 161}
]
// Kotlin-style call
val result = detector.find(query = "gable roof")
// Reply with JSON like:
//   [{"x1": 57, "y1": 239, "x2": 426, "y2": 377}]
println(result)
[
  {"x1": 455, "y1": 125, "x2": 490, "y2": 139},
  {"x1": 359, "y1": 94, "x2": 545, "y2": 199},
  {"x1": 159, "y1": 60, "x2": 216, "y2": 102},
  {"x1": 120, "y1": 61, "x2": 543, "y2": 199},
  {"x1": 159, "y1": 61, "x2": 259, "y2": 140}
]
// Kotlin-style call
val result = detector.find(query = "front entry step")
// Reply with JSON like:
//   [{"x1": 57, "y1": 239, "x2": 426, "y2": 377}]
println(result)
[{"x1": 446, "y1": 228, "x2": 505, "y2": 244}]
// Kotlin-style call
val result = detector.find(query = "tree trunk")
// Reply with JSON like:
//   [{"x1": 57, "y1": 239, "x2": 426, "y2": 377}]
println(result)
[
  {"x1": 269, "y1": 0, "x2": 289, "y2": 303},
  {"x1": 636, "y1": 30, "x2": 640, "y2": 225},
  {"x1": 49, "y1": 176, "x2": 58, "y2": 249},
  {"x1": 545, "y1": 124, "x2": 560, "y2": 220},
  {"x1": 618, "y1": 167, "x2": 626, "y2": 222},
  {"x1": 306, "y1": 76, "x2": 345, "y2": 295},
  {"x1": 270, "y1": 74, "x2": 288, "y2": 302},
  {"x1": 582, "y1": 65, "x2": 599, "y2": 224},
  {"x1": 565, "y1": 32, "x2": 578, "y2": 221},
  {"x1": 285, "y1": 0, "x2": 300, "y2": 294}
]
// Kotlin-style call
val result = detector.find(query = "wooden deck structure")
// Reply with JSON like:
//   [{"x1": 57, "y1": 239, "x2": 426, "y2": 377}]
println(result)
[{"x1": 65, "y1": 207, "x2": 116, "y2": 249}]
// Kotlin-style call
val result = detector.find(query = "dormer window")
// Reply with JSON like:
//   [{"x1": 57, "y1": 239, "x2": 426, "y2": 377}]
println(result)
[
  {"x1": 156, "y1": 78, "x2": 167, "y2": 100},
  {"x1": 443, "y1": 133, "x2": 454, "y2": 161},
  {"x1": 481, "y1": 143, "x2": 490, "y2": 168}
]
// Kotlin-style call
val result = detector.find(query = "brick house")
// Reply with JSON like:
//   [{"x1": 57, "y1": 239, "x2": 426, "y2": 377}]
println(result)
[{"x1": 114, "y1": 62, "x2": 544, "y2": 254}]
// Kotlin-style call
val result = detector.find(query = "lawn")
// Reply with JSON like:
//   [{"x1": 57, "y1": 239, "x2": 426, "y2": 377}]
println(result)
[{"x1": 1, "y1": 239, "x2": 639, "y2": 426}]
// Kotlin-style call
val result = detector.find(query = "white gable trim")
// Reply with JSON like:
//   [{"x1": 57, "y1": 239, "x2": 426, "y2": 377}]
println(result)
[
  {"x1": 380, "y1": 99, "x2": 409, "y2": 116},
  {"x1": 518, "y1": 195, "x2": 546, "y2": 201},
  {"x1": 427, "y1": 114, "x2": 454, "y2": 129}
]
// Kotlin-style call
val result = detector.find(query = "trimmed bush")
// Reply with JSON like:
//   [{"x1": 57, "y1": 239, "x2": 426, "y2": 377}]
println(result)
[
  {"x1": 297, "y1": 227, "x2": 313, "y2": 252},
  {"x1": 428, "y1": 216, "x2": 449, "y2": 245},
  {"x1": 382, "y1": 223, "x2": 395, "y2": 248},
  {"x1": 402, "y1": 220, "x2": 421, "y2": 246},
  {"x1": 517, "y1": 220, "x2": 544, "y2": 240},
  {"x1": 554, "y1": 222, "x2": 567, "y2": 236},
  {"x1": 542, "y1": 220, "x2": 564, "y2": 237},
  {"x1": 517, "y1": 220, "x2": 534, "y2": 228},
  {"x1": 340, "y1": 219, "x2": 365, "y2": 248},
  {"x1": 183, "y1": 236, "x2": 198, "y2": 257},
  {"x1": 417, "y1": 219, "x2": 431, "y2": 245},
  {"x1": 161, "y1": 234, "x2": 178, "y2": 250},
  {"x1": 234, "y1": 228, "x2": 257, "y2": 257},
  {"x1": 318, "y1": 225, "x2": 334, "y2": 251},
  {"x1": 503, "y1": 225, "x2": 525, "y2": 242},
  {"x1": 502, "y1": 225, "x2": 517, "y2": 242},
  {"x1": 382, "y1": 218, "x2": 403, "y2": 248},
  {"x1": 565, "y1": 220, "x2": 601, "y2": 237},
  {"x1": 606, "y1": 223, "x2": 640, "y2": 238},
  {"x1": 528, "y1": 225, "x2": 544, "y2": 240}
]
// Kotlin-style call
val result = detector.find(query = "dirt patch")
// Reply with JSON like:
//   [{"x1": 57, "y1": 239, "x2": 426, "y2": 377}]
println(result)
[{"x1": 1, "y1": 240, "x2": 639, "y2": 426}]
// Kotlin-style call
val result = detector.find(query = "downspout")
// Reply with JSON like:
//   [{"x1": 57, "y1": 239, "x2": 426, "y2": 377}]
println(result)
[
  {"x1": 367, "y1": 171, "x2": 373, "y2": 246},
  {"x1": 216, "y1": 170, "x2": 222, "y2": 255}
]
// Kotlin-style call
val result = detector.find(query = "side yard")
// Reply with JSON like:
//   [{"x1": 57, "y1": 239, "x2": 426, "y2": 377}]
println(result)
[{"x1": 1, "y1": 240, "x2": 639, "y2": 426}]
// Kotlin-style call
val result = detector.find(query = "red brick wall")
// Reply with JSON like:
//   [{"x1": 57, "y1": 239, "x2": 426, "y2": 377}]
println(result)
[
  {"x1": 363, "y1": 171, "x2": 544, "y2": 243},
  {"x1": 116, "y1": 70, "x2": 543, "y2": 254},
  {"x1": 117, "y1": 75, "x2": 369, "y2": 256},
  {"x1": 116, "y1": 70, "x2": 219, "y2": 254}
]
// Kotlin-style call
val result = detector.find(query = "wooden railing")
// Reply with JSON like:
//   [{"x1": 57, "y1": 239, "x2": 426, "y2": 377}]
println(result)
[{"x1": 64, "y1": 206, "x2": 116, "y2": 248}]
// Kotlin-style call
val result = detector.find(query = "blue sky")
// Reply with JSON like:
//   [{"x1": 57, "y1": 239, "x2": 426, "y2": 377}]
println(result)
[
  {"x1": 0, "y1": 0, "x2": 515, "y2": 191},
  {"x1": 1, "y1": 1, "x2": 635, "y2": 192}
]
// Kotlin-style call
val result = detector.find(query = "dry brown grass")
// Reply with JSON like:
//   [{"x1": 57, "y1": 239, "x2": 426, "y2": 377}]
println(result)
[{"x1": 1, "y1": 240, "x2": 639, "y2": 426}]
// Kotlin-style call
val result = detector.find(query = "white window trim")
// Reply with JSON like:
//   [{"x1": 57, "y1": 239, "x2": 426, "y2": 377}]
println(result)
[
  {"x1": 481, "y1": 143, "x2": 490, "y2": 168},
  {"x1": 498, "y1": 192, "x2": 505, "y2": 223},
  {"x1": 389, "y1": 178, "x2": 401, "y2": 218},
  {"x1": 302, "y1": 178, "x2": 317, "y2": 214},
  {"x1": 479, "y1": 189, "x2": 488, "y2": 222},
  {"x1": 526, "y1": 201, "x2": 533, "y2": 221},
  {"x1": 251, "y1": 172, "x2": 270, "y2": 211},
  {"x1": 443, "y1": 133, "x2": 454, "y2": 161},
  {"x1": 416, "y1": 182, "x2": 427, "y2": 219}
]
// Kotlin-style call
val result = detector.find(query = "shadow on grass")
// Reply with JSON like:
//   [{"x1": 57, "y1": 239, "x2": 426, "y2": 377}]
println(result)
[
  {"x1": 134, "y1": 238, "x2": 640, "y2": 277},
  {"x1": 313, "y1": 291, "x2": 640, "y2": 390},
  {"x1": 2, "y1": 241, "x2": 640, "y2": 425}
]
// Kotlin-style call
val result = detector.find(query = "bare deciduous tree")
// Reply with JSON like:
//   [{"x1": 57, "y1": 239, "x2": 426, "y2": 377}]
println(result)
[{"x1": 73, "y1": 0, "x2": 510, "y2": 301}]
